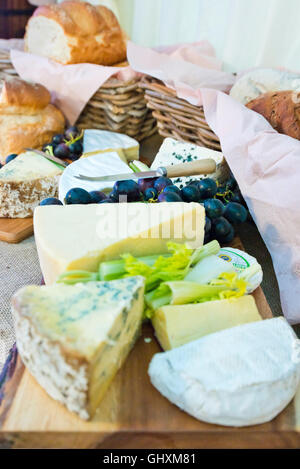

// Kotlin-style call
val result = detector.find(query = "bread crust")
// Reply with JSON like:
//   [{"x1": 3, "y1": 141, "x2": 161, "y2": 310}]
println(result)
[
  {"x1": 0, "y1": 77, "x2": 50, "y2": 112},
  {"x1": 0, "y1": 77, "x2": 65, "y2": 163},
  {"x1": 246, "y1": 90, "x2": 300, "y2": 140},
  {"x1": 25, "y1": 1, "x2": 127, "y2": 65}
]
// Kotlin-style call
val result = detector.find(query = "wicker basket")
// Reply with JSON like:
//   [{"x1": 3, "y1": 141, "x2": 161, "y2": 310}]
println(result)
[
  {"x1": 77, "y1": 76, "x2": 157, "y2": 142},
  {"x1": 0, "y1": 49, "x2": 18, "y2": 79},
  {"x1": 140, "y1": 75, "x2": 221, "y2": 150}
]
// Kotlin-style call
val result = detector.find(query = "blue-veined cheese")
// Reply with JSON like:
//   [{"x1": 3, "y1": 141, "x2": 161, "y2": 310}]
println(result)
[
  {"x1": 149, "y1": 317, "x2": 300, "y2": 427},
  {"x1": 34, "y1": 202, "x2": 205, "y2": 285},
  {"x1": 12, "y1": 276, "x2": 145, "y2": 420},
  {"x1": 0, "y1": 151, "x2": 63, "y2": 218},
  {"x1": 150, "y1": 138, "x2": 229, "y2": 188}
]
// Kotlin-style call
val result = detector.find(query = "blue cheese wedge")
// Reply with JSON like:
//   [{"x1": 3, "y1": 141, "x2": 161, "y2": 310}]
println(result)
[
  {"x1": 0, "y1": 151, "x2": 63, "y2": 218},
  {"x1": 12, "y1": 276, "x2": 145, "y2": 420},
  {"x1": 150, "y1": 138, "x2": 229, "y2": 188},
  {"x1": 83, "y1": 129, "x2": 139, "y2": 162},
  {"x1": 149, "y1": 317, "x2": 300, "y2": 427}
]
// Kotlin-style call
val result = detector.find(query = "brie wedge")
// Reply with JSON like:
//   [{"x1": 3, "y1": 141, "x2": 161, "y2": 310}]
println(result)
[
  {"x1": 149, "y1": 317, "x2": 300, "y2": 427},
  {"x1": 83, "y1": 129, "x2": 139, "y2": 162},
  {"x1": 58, "y1": 152, "x2": 133, "y2": 201}
]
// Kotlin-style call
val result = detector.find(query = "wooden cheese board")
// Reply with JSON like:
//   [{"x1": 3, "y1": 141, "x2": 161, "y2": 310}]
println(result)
[
  {"x1": 0, "y1": 237, "x2": 300, "y2": 449},
  {"x1": 0, "y1": 218, "x2": 33, "y2": 244}
]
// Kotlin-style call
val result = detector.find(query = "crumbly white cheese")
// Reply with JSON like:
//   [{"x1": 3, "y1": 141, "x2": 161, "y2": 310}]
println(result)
[
  {"x1": 149, "y1": 317, "x2": 300, "y2": 427},
  {"x1": 150, "y1": 138, "x2": 229, "y2": 188}
]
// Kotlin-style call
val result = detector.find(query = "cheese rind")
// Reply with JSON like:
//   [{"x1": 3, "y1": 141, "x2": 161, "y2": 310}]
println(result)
[
  {"x1": 34, "y1": 202, "x2": 205, "y2": 285},
  {"x1": 149, "y1": 317, "x2": 300, "y2": 427},
  {"x1": 0, "y1": 151, "x2": 62, "y2": 218},
  {"x1": 152, "y1": 295, "x2": 261, "y2": 350},
  {"x1": 58, "y1": 152, "x2": 133, "y2": 201},
  {"x1": 151, "y1": 138, "x2": 229, "y2": 188},
  {"x1": 12, "y1": 276, "x2": 145, "y2": 419},
  {"x1": 83, "y1": 129, "x2": 139, "y2": 162}
]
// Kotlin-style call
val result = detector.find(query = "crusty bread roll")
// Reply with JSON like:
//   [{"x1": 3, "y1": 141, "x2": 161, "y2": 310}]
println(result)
[
  {"x1": 246, "y1": 90, "x2": 300, "y2": 140},
  {"x1": 24, "y1": 1, "x2": 127, "y2": 66},
  {"x1": 0, "y1": 77, "x2": 65, "y2": 163}
]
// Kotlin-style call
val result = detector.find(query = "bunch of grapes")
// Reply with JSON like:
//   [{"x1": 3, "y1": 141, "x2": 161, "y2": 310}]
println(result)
[
  {"x1": 41, "y1": 173, "x2": 248, "y2": 245},
  {"x1": 1, "y1": 126, "x2": 83, "y2": 168},
  {"x1": 43, "y1": 126, "x2": 83, "y2": 162}
]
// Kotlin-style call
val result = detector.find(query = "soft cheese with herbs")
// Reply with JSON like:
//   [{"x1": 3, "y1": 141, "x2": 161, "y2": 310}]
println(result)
[
  {"x1": 0, "y1": 151, "x2": 63, "y2": 218},
  {"x1": 34, "y1": 202, "x2": 205, "y2": 284},
  {"x1": 12, "y1": 276, "x2": 145, "y2": 420}
]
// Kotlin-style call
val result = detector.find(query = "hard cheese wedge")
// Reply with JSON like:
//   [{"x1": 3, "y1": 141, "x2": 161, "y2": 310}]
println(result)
[
  {"x1": 34, "y1": 202, "x2": 205, "y2": 285},
  {"x1": 0, "y1": 151, "x2": 63, "y2": 218},
  {"x1": 12, "y1": 276, "x2": 145, "y2": 420},
  {"x1": 83, "y1": 129, "x2": 139, "y2": 161},
  {"x1": 152, "y1": 295, "x2": 261, "y2": 350}
]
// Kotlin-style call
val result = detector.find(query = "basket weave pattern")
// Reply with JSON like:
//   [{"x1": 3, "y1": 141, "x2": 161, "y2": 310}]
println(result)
[
  {"x1": 77, "y1": 77, "x2": 157, "y2": 142},
  {"x1": 0, "y1": 50, "x2": 157, "y2": 142},
  {"x1": 0, "y1": 50, "x2": 18, "y2": 79},
  {"x1": 140, "y1": 76, "x2": 221, "y2": 150}
]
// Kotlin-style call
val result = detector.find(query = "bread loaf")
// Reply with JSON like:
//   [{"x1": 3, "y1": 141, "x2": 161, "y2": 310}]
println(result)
[
  {"x1": 0, "y1": 77, "x2": 65, "y2": 164},
  {"x1": 246, "y1": 91, "x2": 300, "y2": 140},
  {"x1": 24, "y1": 1, "x2": 127, "y2": 65}
]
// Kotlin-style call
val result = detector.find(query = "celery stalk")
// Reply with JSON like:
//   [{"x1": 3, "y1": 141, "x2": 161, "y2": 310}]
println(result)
[
  {"x1": 99, "y1": 254, "x2": 165, "y2": 281},
  {"x1": 56, "y1": 270, "x2": 99, "y2": 284},
  {"x1": 165, "y1": 281, "x2": 231, "y2": 304},
  {"x1": 187, "y1": 240, "x2": 220, "y2": 269}
]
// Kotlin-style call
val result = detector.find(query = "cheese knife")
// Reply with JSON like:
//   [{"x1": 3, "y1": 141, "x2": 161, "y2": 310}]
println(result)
[
  {"x1": 74, "y1": 159, "x2": 217, "y2": 182},
  {"x1": 25, "y1": 148, "x2": 68, "y2": 168}
]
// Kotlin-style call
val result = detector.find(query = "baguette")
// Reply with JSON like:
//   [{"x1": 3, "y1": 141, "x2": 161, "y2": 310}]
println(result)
[
  {"x1": 246, "y1": 90, "x2": 300, "y2": 140},
  {"x1": 24, "y1": 1, "x2": 127, "y2": 65}
]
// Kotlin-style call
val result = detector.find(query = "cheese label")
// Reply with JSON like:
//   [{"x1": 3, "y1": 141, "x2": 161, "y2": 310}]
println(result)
[{"x1": 218, "y1": 248, "x2": 250, "y2": 270}]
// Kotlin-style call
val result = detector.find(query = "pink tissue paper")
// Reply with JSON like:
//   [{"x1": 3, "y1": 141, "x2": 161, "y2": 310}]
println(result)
[
  {"x1": 201, "y1": 89, "x2": 300, "y2": 324},
  {"x1": 10, "y1": 49, "x2": 139, "y2": 124},
  {"x1": 127, "y1": 41, "x2": 235, "y2": 105}
]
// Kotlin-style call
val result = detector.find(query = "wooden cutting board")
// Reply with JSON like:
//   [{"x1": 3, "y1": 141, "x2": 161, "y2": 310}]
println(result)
[
  {"x1": 0, "y1": 238, "x2": 300, "y2": 449},
  {"x1": 0, "y1": 218, "x2": 33, "y2": 244}
]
